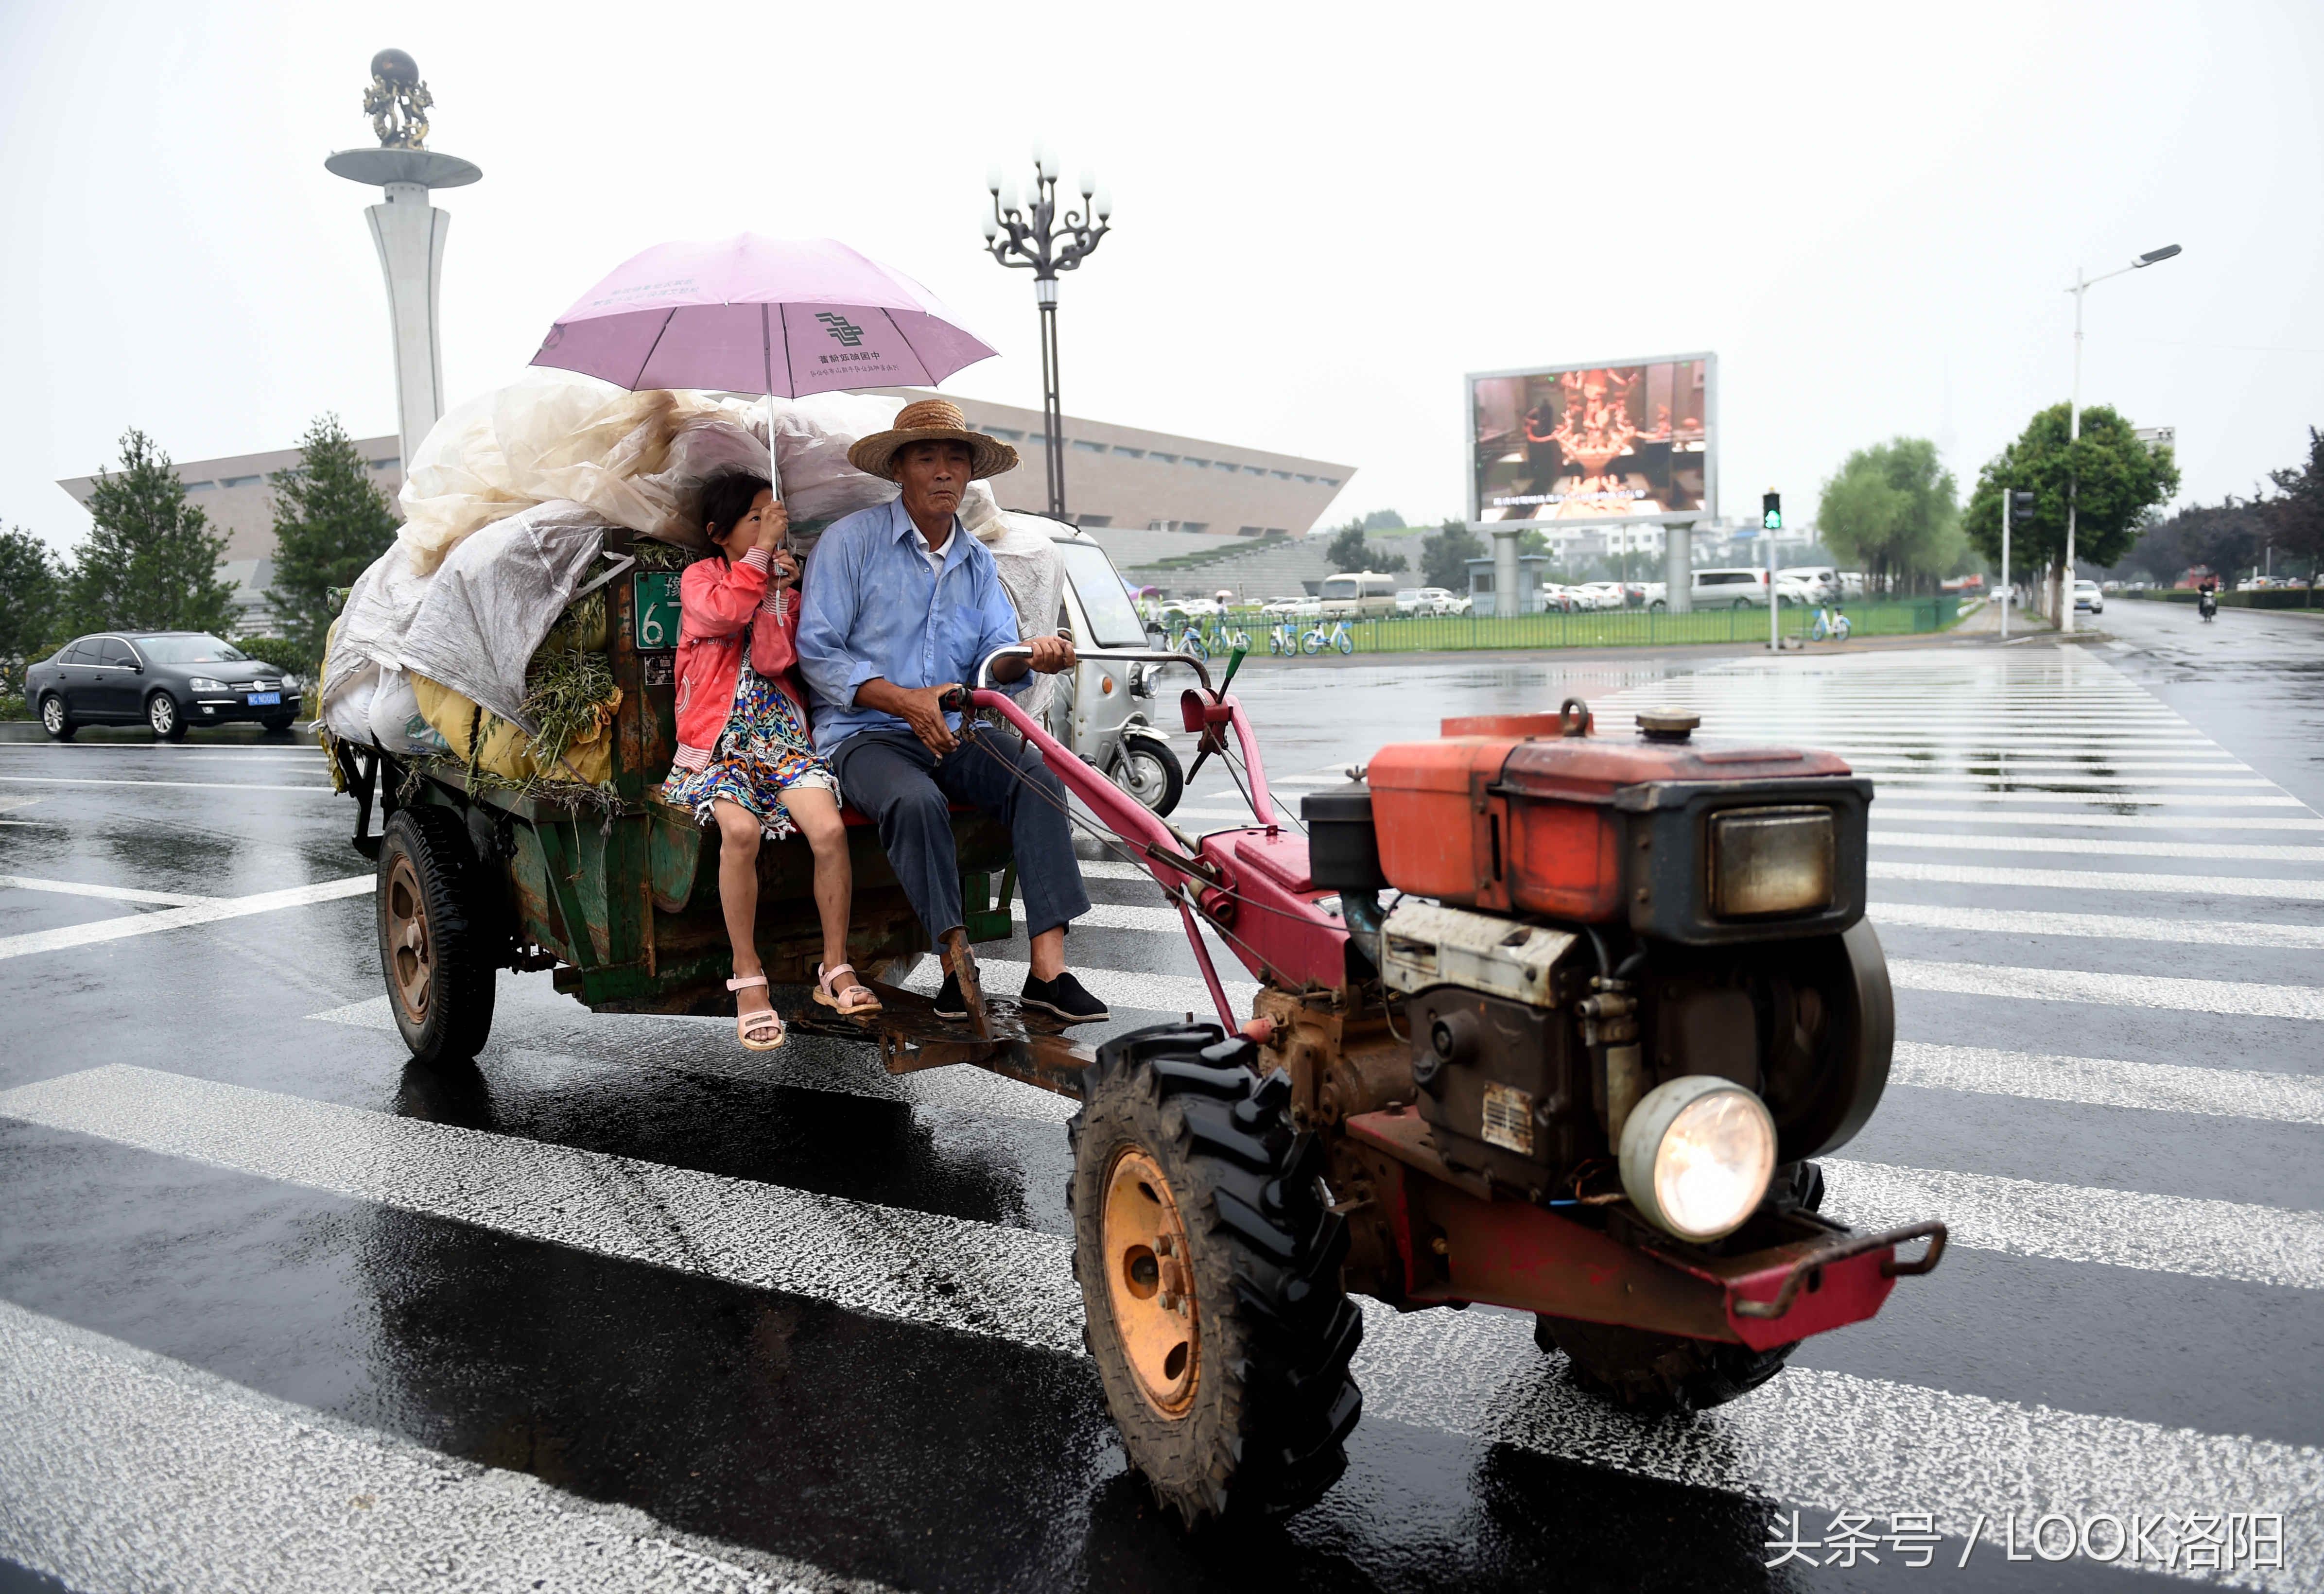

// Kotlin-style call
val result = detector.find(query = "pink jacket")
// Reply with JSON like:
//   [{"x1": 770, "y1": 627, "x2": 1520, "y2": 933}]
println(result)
[{"x1": 669, "y1": 548, "x2": 807, "y2": 774}]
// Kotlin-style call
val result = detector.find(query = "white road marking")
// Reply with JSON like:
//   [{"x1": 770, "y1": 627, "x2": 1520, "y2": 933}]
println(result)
[
  {"x1": 1872, "y1": 900, "x2": 2324, "y2": 949},
  {"x1": 0, "y1": 873, "x2": 216, "y2": 908},
  {"x1": 1890, "y1": 958, "x2": 2324, "y2": 1021},
  {"x1": 1353, "y1": 1311, "x2": 2324, "y2": 1593},
  {"x1": 1878, "y1": 832, "x2": 2324, "y2": 862},
  {"x1": 1075, "y1": 859, "x2": 1153, "y2": 881},
  {"x1": 1822, "y1": 1158, "x2": 2324, "y2": 1289},
  {"x1": 0, "y1": 1064, "x2": 1088, "y2": 1354},
  {"x1": 1875, "y1": 807, "x2": 2324, "y2": 831},
  {"x1": 1876, "y1": 788, "x2": 2306, "y2": 808},
  {"x1": 1890, "y1": 1040, "x2": 2324, "y2": 1125},
  {"x1": 0, "y1": 876, "x2": 373, "y2": 961},
  {"x1": 0, "y1": 774, "x2": 337, "y2": 794},
  {"x1": 1013, "y1": 899, "x2": 1183, "y2": 933},
  {"x1": 308, "y1": 995, "x2": 398, "y2": 1030},
  {"x1": 5, "y1": 1064, "x2": 2319, "y2": 1589},
  {"x1": 1872, "y1": 857, "x2": 2324, "y2": 901},
  {"x1": 1867, "y1": 770, "x2": 2276, "y2": 788},
  {"x1": 0, "y1": 1300, "x2": 848, "y2": 1594},
  {"x1": 906, "y1": 957, "x2": 1259, "y2": 1017}
]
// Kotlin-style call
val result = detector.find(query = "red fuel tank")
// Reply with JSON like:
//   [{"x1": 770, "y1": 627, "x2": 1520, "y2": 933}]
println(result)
[{"x1": 1366, "y1": 709, "x2": 1862, "y2": 932}]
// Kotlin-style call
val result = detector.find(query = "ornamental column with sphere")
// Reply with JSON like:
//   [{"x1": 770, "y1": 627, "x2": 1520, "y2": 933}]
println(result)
[{"x1": 324, "y1": 51, "x2": 482, "y2": 469}]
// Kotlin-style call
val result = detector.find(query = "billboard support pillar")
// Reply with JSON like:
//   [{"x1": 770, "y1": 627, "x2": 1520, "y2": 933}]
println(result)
[
  {"x1": 1664, "y1": 520, "x2": 1693, "y2": 613},
  {"x1": 1492, "y1": 528, "x2": 1523, "y2": 619}
]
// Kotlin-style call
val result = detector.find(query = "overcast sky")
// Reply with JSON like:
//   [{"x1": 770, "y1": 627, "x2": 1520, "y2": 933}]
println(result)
[{"x1": 3, "y1": 0, "x2": 2319, "y2": 555}]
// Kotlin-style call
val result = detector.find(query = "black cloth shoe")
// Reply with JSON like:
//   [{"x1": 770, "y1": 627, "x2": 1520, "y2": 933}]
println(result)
[
  {"x1": 1019, "y1": 970, "x2": 1109, "y2": 1024},
  {"x1": 933, "y1": 970, "x2": 968, "y2": 1020}
]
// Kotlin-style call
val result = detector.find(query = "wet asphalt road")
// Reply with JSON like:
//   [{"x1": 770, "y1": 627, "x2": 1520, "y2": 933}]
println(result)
[{"x1": 2, "y1": 601, "x2": 2320, "y2": 1593}]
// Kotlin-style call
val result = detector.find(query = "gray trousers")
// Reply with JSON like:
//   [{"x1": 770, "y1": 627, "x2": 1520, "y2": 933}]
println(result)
[{"x1": 829, "y1": 727, "x2": 1091, "y2": 945}]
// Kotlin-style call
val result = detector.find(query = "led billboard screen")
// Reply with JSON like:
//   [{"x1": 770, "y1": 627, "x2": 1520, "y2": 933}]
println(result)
[{"x1": 1468, "y1": 355, "x2": 1714, "y2": 525}]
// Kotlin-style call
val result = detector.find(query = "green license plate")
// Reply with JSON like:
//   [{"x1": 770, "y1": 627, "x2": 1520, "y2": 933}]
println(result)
[{"x1": 633, "y1": 572, "x2": 681, "y2": 650}]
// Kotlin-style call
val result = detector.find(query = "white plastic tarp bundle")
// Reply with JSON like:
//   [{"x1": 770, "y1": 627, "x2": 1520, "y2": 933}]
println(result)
[
  {"x1": 323, "y1": 368, "x2": 1045, "y2": 747},
  {"x1": 397, "y1": 502, "x2": 612, "y2": 729},
  {"x1": 321, "y1": 500, "x2": 609, "y2": 746}
]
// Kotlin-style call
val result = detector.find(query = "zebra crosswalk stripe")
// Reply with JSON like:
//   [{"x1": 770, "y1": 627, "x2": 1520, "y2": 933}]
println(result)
[
  {"x1": 2, "y1": 1064, "x2": 2320, "y2": 1590},
  {"x1": 0, "y1": 1300, "x2": 846, "y2": 1594}
]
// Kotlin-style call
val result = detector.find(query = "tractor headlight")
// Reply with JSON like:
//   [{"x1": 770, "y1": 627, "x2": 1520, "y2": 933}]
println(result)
[
  {"x1": 1709, "y1": 805, "x2": 1834, "y2": 918},
  {"x1": 1620, "y1": 1075, "x2": 1777, "y2": 1242}
]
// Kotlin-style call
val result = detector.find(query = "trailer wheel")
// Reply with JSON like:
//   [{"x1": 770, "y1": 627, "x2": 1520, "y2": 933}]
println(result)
[
  {"x1": 1534, "y1": 1315, "x2": 1798, "y2": 1415},
  {"x1": 1068, "y1": 1023, "x2": 1363, "y2": 1528},
  {"x1": 376, "y1": 807, "x2": 498, "y2": 1067}
]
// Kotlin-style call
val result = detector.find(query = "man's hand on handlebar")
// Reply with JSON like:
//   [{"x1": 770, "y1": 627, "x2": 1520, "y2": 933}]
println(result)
[
  {"x1": 988, "y1": 635, "x2": 1078, "y2": 683},
  {"x1": 856, "y1": 678, "x2": 960, "y2": 756}
]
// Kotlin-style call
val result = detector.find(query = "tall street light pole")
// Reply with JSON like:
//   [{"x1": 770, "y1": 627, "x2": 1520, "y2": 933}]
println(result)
[
  {"x1": 2060, "y1": 243, "x2": 2181, "y2": 632},
  {"x1": 983, "y1": 143, "x2": 1112, "y2": 521}
]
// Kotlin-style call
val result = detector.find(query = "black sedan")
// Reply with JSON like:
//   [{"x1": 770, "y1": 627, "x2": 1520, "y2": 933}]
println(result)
[{"x1": 25, "y1": 632, "x2": 298, "y2": 740}]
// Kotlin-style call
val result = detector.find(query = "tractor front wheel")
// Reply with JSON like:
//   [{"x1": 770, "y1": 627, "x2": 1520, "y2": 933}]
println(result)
[
  {"x1": 1535, "y1": 1315, "x2": 1797, "y2": 1414},
  {"x1": 1069, "y1": 1024, "x2": 1364, "y2": 1527}
]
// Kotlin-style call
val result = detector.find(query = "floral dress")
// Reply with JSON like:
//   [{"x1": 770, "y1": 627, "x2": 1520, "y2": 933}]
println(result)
[{"x1": 660, "y1": 661, "x2": 838, "y2": 841}]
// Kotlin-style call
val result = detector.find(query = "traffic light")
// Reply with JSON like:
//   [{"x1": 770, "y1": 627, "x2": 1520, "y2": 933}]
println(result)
[
  {"x1": 1762, "y1": 491, "x2": 1782, "y2": 533},
  {"x1": 2010, "y1": 489, "x2": 2036, "y2": 526}
]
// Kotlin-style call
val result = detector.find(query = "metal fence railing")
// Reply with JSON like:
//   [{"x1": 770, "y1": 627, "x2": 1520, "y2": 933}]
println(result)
[{"x1": 1186, "y1": 598, "x2": 1960, "y2": 657}]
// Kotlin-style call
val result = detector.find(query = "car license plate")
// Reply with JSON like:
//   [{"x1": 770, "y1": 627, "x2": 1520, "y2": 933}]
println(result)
[{"x1": 246, "y1": 692, "x2": 281, "y2": 706}]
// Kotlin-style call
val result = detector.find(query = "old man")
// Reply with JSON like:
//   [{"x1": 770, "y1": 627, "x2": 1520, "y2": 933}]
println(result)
[{"x1": 796, "y1": 398, "x2": 1104, "y2": 1024}]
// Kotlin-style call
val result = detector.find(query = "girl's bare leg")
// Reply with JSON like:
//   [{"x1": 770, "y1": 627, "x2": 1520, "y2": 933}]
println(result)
[
  {"x1": 712, "y1": 799, "x2": 765, "y2": 993},
  {"x1": 782, "y1": 785, "x2": 860, "y2": 992}
]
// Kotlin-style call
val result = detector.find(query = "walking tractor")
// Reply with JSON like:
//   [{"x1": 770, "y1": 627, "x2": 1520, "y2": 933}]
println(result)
[{"x1": 337, "y1": 576, "x2": 1944, "y2": 1527}]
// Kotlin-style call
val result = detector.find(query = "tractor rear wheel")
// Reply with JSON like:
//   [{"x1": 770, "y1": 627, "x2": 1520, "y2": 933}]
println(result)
[{"x1": 1068, "y1": 1023, "x2": 1364, "y2": 1527}]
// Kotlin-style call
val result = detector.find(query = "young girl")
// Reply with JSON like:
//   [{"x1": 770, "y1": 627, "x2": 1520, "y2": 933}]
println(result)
[{"x1": 663, "y1": 474, "x2": 876, "y2": 1050}]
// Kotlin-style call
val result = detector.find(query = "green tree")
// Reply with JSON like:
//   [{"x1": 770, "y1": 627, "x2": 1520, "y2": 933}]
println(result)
[
  {"x1": 1421, "y1": 519, "x2": 1483, "y2": 589},
  {"x1": 2120, "y1": 498, "x2": 2264, "y2": 586},
  {"x1": 69, "y1": 430, "x2": 237, "y2": 636},
  {"x1": 266, "y1": 413, "x2": 399, "y2": 663},
  {"x1": 1964, "y1": 403, "x2": 2179, "y2": 617},
  {"x1": 0, "y1": 527, "x2": 64, "y2": 686},
  {"x1": 1326, "y1": 522, "x2": 1370, "y2": 572},
  {"x1": 1815, "y1": 437, "x2": 1961, "y2": 597},
  {"x1": 2263, "y1": 426, "x2": 2323, "y2": 604},
  {"x1": 1360, "y1": 508, "x2": 1405, "y2": 531}
]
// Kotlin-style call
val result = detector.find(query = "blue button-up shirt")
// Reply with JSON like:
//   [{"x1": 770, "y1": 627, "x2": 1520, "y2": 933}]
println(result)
[{"x1": 796, "y1": 497, "x2": 1027, "y2": 754}]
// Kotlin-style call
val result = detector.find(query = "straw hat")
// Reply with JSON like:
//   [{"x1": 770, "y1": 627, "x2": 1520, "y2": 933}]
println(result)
[{"x1": 847, "y1": 397, "x2": 1020, "y2": 482}]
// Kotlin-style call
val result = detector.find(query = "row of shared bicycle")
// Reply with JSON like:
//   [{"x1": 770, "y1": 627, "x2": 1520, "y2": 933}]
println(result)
[{"x1": 1164, "y1": 618, "x2": 1355, "y2": 659}]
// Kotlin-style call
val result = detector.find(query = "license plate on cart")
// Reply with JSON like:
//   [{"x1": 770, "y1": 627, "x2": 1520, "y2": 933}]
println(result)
[{"x1": 246, "y1": 692, "x2": 280, "y2": 705}]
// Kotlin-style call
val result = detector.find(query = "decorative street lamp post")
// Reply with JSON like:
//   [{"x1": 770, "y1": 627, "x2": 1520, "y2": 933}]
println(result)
[
  {"x1": 325, "y1": 51, "x2": 482, "y2": 472},
  {"x1": 982, "y1": 143, "x2": 1112, "y2": 520}
]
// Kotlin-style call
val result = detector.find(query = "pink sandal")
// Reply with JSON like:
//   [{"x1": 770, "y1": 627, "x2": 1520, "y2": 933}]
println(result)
[
  {"x1": 814, "y1": 961, "x2": 883, "y2": 1016},
  {"x1": 727, "y1": 974, "x2": 787, "y2": 1051}
]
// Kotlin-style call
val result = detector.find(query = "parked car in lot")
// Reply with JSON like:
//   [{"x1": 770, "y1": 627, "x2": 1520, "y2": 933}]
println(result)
[
  {"x1": 1780, "y1": 565, "x2": 1838, "y2": 603},
  {"x1": 1574, "y1": 581, "x2": 1628, "y2": 610},
  {"x1": 2075, "y1": 579, "x2": 2105, "y2": 614},
  {"x1": 1261, "y1": 594, "x2": 1322, "y2": 619},
  {"x1": 26, "y1": 632, "x2": 297, "y2": 741},
  {"x1": 1837, "y1": 571, "x2": 1867, "y2": 599},
  {"x1": 1393, "y1": 586, "x2": 1461, "y2": 616}
]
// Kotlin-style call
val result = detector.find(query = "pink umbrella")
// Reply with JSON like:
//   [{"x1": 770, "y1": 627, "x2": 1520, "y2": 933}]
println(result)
[{"x1": 529, "y1": 235, "x2": 997, "y2": 489}]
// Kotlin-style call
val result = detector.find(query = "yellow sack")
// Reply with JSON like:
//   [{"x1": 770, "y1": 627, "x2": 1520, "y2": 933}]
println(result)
[{"x1": 410, "y1": 674, "x2": 618, "y2": 787}]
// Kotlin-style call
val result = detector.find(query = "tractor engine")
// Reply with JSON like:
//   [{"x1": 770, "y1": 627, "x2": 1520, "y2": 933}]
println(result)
[{"x1": 1303, "y1": 703, "x2": 1893, "y2": 1245}]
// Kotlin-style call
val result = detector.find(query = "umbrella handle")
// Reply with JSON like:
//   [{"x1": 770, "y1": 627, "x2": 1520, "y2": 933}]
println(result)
[{"x1": 761, "y1": 304, "x2": 785, "y2": 504}]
